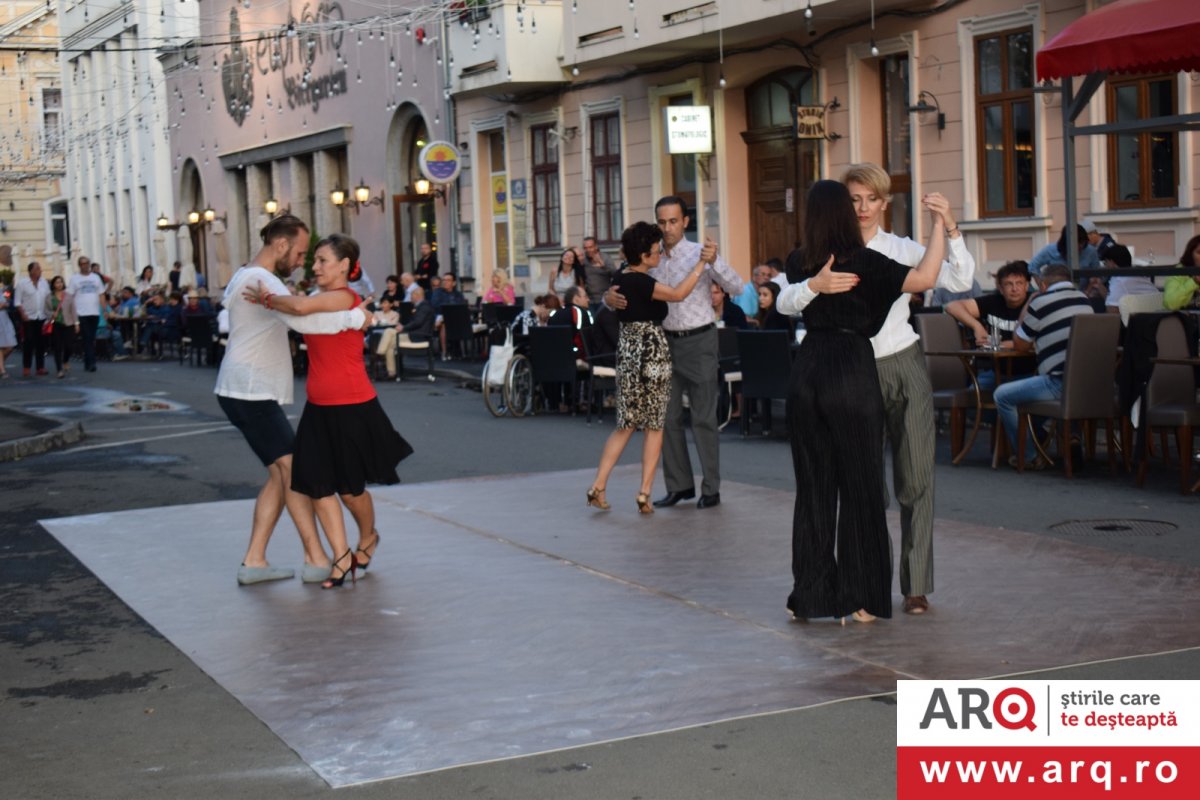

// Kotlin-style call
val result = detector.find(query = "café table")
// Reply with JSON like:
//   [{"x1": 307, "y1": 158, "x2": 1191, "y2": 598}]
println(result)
[{"x1": 922, "y1": 347, "x2": 1039, "y2": 467}]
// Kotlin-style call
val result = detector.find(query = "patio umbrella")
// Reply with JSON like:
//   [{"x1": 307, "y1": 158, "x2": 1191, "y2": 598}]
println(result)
[{"x1": 213, "y1": 220, "x2": 232, "y2": 288}]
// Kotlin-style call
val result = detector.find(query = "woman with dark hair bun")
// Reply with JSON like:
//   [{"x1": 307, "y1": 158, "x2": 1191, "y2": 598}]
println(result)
[
  {"x1": 779, "y1": 180, "x2": 948, "y2": 624},
  {"x1": 244, "y1": 233, "x2": 412, "y2": 589},
  {"x1": 586, "y1": 221, "x2": 715, "y2": 514}
]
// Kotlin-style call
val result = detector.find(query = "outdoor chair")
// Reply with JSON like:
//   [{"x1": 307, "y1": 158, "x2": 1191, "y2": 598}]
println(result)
[
  {"x1": 915, "y1": 313, "x2": 974, "y2": 458},
  {"x1": 528, "y1": 326, "x2": 585, "y2": 415},
  {"x1": 1135, "y1": 315, "x2": 1199, "y2": 493},
  {"x1": 581, "y1": 325, "x2": 617, "y2": 423},
  {"x1": 717, "y1": 326, "x2": 742, "y2": 430},
  {"x1": 180, "y1": 315, "x2": 215, "y2": 366},
  {"x1": 397, "y1": 334, "x2": 435, "y2": 382},
  {"x1": 440, "y1": 304, "x2": 474, "y2": 359},
  {"x1": 736, "y1": 329, "x2": 791, "y2": 437},
  {"x1": 1016, "y1": 314, "x2": 1121, "y2": 477}
]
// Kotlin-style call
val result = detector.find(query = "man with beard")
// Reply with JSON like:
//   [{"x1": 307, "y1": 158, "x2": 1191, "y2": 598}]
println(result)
[{"x1": 215, "y1": 215, "x2": 373, "y2": 585}]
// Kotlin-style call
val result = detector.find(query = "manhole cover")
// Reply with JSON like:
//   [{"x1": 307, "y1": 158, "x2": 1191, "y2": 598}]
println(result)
[
  {"x1": 1049, "y1": 519, "x2": 1178, "y2": 537},
  {"x1": 106, "y1": 397, "x2": 184, "y2": 413}
]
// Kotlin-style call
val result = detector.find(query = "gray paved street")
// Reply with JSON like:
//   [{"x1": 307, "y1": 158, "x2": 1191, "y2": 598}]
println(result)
[{"x1": 1, "y1": 360, "x2": 1197, "y2": 799}]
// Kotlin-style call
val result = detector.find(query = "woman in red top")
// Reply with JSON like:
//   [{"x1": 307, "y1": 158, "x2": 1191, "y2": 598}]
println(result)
[{"x1": 246, "y1": 234, "x2": 412, "y2": 588}]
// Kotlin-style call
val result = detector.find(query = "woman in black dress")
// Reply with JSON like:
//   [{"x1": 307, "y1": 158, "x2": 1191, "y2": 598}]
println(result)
[
  {"x1": 782, "y1": 180, "x2": 946, "y2": 622},
  {"x1": 587, "y1": 221, "x2": 715, "y2": 514}
]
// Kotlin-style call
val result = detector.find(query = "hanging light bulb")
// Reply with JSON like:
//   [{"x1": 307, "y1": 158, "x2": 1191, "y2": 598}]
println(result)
[
  {"x1": 870, "y1": 39, "x2": 879, "y2": 57},
  {"x1": 805, "y1": 0, "x2": 813, "y2": 19},
  {"x1": 571, "y1": 65, "x2": 579, "y2": 77},
  {"x1": 718, "y1": 71, "x2": 727, "y2": 88}
]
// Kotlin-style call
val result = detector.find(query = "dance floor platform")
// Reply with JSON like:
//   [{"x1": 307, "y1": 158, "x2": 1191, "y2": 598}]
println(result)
[{"x1": 42, "y1": 467, "x2": 1200, "y2": 787}]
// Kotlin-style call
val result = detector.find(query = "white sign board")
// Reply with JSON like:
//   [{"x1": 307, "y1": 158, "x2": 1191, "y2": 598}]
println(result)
[{"x1": 666, "y1": 106, "x2": 713, "y2": 154}]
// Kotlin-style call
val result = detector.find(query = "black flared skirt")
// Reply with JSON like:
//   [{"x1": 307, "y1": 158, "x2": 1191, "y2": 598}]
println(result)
[{"x1": 292, "y1": 397, "x2": 413, "y2": 498}]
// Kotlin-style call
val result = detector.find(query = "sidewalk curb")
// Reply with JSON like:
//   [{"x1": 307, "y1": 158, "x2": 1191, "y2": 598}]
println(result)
[{"x1": 0, "y1": 408, "x2": 85, "y2": 462}]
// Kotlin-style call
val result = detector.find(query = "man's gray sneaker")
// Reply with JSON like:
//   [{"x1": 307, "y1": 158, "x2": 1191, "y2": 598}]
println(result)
[
  {"x1": 301, "y1": 563, "x2": 332, "y2": 584},
  {"x1": 236, "y1": 564, "x2": 295, "y2": 585}
]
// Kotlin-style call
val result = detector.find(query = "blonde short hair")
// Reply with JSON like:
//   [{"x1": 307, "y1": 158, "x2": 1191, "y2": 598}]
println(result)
[
  {"x1": 840, "y1": 163, "x2": 892, "y2": 202},
  {"x1": 493, "y1": 268, "x2": 510, "y2": 286}
]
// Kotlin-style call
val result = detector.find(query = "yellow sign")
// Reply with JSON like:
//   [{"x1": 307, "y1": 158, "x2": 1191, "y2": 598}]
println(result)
[{"x1": 491, "y1": 175, "x2": 508, "y2": 216}]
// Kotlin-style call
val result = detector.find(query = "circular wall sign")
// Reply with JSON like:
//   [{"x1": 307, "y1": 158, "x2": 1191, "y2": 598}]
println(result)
[{"x1": 418, "y1": 141, "x2": 462, "y2": 184}]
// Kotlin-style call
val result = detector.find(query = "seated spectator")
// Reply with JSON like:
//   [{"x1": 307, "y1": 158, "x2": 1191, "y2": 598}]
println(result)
[
  {"x1": 944, "y1": 260, "x2": 1035, "y2": 392},
  {"x1": 512, "y1": 293, "x2": 560, "y2": 337},
  {"x1": 993, "y1": 263, "x2": 1094, "y2": 469},
  {"x1": 140, "y1": 292, "x2": 182, "y2": 357},
  {"x1": 1163, "y1": 234, "x2": 1200, "y2": 311},
  {"x1": 379, "y1": 274, "x2": 403, "y2": 307},
  {"x1": 431, "y1": 272, "x2": 467, "y2": 357},
  {"x1": 399, "y1": 286, "x2": 434, "y2": 343},
  {"x1": 548, "y1": 286, "x2": 593, "y2": 354},
  {"x1": 754, "y1": 281, "x2": 791, "y2": 331},
  {"x1": 1101, "y1": 243, "x2": 1158, "y2": 314},
  {"x1": 99, "y1": 293, "x2": 129, "y2": 360},
  {"x1": 399, "y1": 273, "x2": 417, "y2": 302},
  {"x1": 735, "y1": 264, "x2": 772, "y2": 316},
  {"x1": 135, "y1": 265, "x2": 157, "y2": 299},
  {"x1": 483, "y1": 268, "x2": 517, "y2": 305},
  {"x1": 711, "y1": 282, "x2": 748, "y2": 329},
  {"x1": 372, "y1": 297, "x2": 403, "y2": 380},
  {"x1": 1028, "y1": 224, "x2": 1100, "y2": 278},
  {"x1": 117, "y1": 286, "x2": 140, "y2": 316}
]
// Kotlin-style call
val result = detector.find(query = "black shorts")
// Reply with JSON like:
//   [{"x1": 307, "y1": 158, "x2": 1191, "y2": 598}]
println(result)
[{"x1": 217, "y1": 395, "x2": 295, "y2": 467}]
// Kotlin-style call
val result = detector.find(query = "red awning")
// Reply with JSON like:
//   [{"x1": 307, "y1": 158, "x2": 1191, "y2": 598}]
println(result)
[{"x1": 1036, "y1": 0, "x2": 1200, "y2": 81}]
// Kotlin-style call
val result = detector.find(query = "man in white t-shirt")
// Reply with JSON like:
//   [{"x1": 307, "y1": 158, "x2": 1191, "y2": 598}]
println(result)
[
  {"x1": 66, "y1": 256, "x2": 111, "y2": 372},
  {"x1": 216, "y1": 214, "x2": 373, "y2": 585}
]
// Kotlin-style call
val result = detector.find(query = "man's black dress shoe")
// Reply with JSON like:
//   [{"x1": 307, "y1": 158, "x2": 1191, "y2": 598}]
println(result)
[
  {"x1": 652, "y1": 490, "x2": 695, "y2": 508},
  {"x1": 697, "y1": 493, "x2": 721, "y2": 509}
]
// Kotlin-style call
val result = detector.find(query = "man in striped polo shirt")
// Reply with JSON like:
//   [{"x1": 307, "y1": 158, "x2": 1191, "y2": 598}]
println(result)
[{"x1": 994, "y1": 262, "x2": 1094, "y2": 465}]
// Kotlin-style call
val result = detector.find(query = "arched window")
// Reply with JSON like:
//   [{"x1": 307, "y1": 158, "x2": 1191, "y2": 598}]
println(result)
[{"x1": 746, "y1": 69, "x2": 816, "y2": 132}]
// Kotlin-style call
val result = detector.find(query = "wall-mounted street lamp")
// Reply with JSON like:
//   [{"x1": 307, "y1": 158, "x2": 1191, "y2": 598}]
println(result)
[
  {"x1": 203, "y1": 208, "x2": 226, "y2": 225},
  {"x1": 187, "y1": 210, "x2": 202, "y2": 225},
  {"x1": 414, "y1": 178, "x2": 447, "y2": 205},
  {"x1": 330, "y1": 188, "x2": 347, "y2": 207},
  {"x1": 157, "y1": 213, "x2": 184, "y2": 231},
  {"x1": 332, "y1": 181, "x2": 384, "y2": 213},
  {"x1": 908, "y1": 90, "x2": 945, "y2": 136},
  {"x1": 264, "y1": 198, "x2": 290, "y2": 216}
]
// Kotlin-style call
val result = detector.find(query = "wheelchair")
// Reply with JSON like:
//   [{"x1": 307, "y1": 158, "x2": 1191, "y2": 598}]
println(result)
[{"x1": 481, "y1": 320, "x2": 533, "y2": 417}]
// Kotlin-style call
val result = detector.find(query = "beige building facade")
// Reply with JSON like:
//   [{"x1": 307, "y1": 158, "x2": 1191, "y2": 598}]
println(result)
[
  {"x1": 452, "y1": 0, "x2": 1199, "y2": 294},
  {"x1": 0, "y1": 2, "x2": 65, "y2": 279}
]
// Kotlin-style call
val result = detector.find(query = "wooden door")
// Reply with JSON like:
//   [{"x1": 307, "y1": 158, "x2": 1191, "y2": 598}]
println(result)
[{"x1": 745, "y1": 133, "x2": 806, "y2": 265}]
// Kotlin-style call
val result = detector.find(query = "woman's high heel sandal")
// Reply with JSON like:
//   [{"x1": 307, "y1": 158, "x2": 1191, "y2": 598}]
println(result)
[
  {"x1": 635, "y1": 493, "x2": 653, "y2": 515},
  {"x1": 586, "y1": 486, "x2": 610, "y2": 510},
  {"x1": 354, "y1": 530, "x2": 381, "y2": 572},
  {"x1": 841, "y1": 609, "x2": 876, "y2": 625},
  {"x1": 322, "y1": 550, "x2": 356, "y2": 590}
]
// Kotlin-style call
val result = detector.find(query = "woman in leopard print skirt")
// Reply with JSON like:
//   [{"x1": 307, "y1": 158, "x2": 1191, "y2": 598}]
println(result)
[{"x1": 586, "y1": 221, "x2": 715, "y2": 514}]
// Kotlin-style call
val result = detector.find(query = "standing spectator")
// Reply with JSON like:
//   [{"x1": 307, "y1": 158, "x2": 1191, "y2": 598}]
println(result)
[
  {"x1": 605, "y1": 197, "x2": 744, "y2": 510},
  {"x1": 413, "y1": 242, "x2": 439, "y2": 293},
  {"x1": 14, "y1": 262, "x2": 51, "y2": 376},
  {"x1": 1162, "y1": 235, "x2": 1200, "y2": 311},
  {"x1": 582, "y1": 236, "x2": 618, "y2": 306},
  {"x1": 484, "y1": 268, "x2": 517, "y2": 305},
  {"x1": 216, "y1": 214, "x2": 372, "y2": 585},
  {"x1": 547, "y1": 248, "x2": 585, "y2": 297},
  {"x1": 778, "y1": 162, "x2": 974, "y2": 615},
  {"x1": 67, "y1": 255, "x2": 111, "y2": 373},
  {"x1": 1081, "y1": 219, "x2": 1116, "y2": 254},
  {"x1": 1027, "y1": 224, "x2": 1100, "y2": 277},
  {"x1": 781, "y1": 180, "x2": 946, "y2": 623},
  {"x1": 766, "y1": 257, "x2": 789, "y2": 289},
  {"x1": 587, "y1": 221, "x2": 714, "y2": 514},
  {"x1": 0, "y1": 280, "x2": 16, "y2": 378},
  {"x1": 168, "y1": 261, "x2": 183, "y2": 293},
  {"x1": 44, "y1": 275, "x2": 77, "y2": 378},
  {"x1": 993, "y1": 263, "x2": 1094, "y2": 468},
  {"x1": 710, "y1": 282, "x2": 748, "y2": 329}
]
